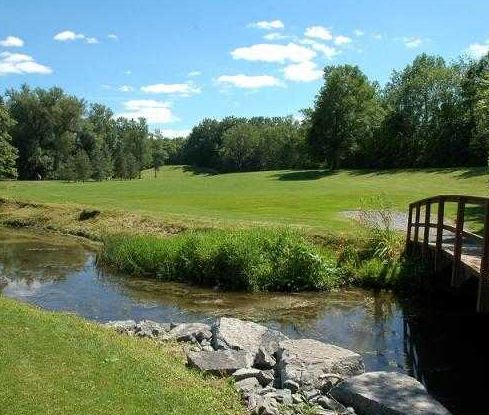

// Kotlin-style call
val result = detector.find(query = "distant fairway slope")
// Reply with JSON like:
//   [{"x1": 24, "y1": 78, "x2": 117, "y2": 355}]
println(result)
[{"x1": 0, "y1": 166, "x2": 486, "y2": 233}]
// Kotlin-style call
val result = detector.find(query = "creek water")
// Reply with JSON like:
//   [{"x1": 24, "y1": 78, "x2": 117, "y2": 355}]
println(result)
[{"x1": 0, "y1": 228, "x2": 487, "y2": 414}]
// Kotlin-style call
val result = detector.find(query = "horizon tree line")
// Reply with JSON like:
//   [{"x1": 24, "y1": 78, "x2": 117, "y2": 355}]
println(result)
[{"x1": 1, "y1": 52, "x2": 488, "y2": 180}]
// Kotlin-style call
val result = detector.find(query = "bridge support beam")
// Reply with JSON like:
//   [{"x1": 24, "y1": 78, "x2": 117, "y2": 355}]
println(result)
[
  {"x1": 477, "y1": 200, "x2": 489, "y2": 313},
  {"x1": 451, "y1": 199, "x2": 466, "y2": 288}
]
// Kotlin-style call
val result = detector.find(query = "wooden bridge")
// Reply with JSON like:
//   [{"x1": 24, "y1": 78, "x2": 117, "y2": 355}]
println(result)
[{"x1": 406, "y1": 195, "x2": 489, "y2": 312}]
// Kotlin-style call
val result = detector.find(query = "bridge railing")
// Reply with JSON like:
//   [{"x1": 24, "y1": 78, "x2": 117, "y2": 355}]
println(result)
[{"x1": 406, "y1": 195, "x2": 489, "y2": 312}]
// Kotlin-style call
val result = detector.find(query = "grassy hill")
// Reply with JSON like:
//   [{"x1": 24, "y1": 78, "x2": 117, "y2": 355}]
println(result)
[{"x1": 0, "y1": 166, "x2": 486, "y2": 233}]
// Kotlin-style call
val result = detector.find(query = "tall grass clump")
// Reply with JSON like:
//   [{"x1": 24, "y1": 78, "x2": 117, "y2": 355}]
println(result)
[
  {"x1": 100, "y1": 228, "x2": 343, "y2": 292},
  {"x1": 339, "y1": 195, "x2": 407, "y2": 288}
]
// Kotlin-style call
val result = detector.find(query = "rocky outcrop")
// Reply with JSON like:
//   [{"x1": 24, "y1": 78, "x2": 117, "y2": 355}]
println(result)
[
  {"x1": 187, "y1": 349, "x2": 254, "y2": 375},
  {"x1": 212, "y1": 317, "x2": 287, "y2": 368},
  {"x1": 105, "y1": 317, "x2": 450, "y2": 415},
  {"x1": 164, "y1": 322, "x2": 212, "y2": 343},
  {"x1": 277, "y1": 339, "x2": 365, "y2": 390},
  {"x1": 331, "y1": 371, "x2": 451, "y2": 415}
]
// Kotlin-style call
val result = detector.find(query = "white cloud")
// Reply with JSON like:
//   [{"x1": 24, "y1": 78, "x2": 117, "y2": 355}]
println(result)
[
  {"x1": 158, "y1": 129, "x2": 191, "y2": 138},
  {"x1": 263, "y1": 32, "x2": 288, "y2": 41},
  {"x1": 119, "y1": 85, "x2": 133, "y2": 92},
  {"x1": 283, "y1": 61, "x2": 323, "y2": 82},
  {"x1": 314, "y1": 44, "x2": 339, "y2": 59},
  {"x1": 249, "y1": 20, "x2": 284, "y2": 30},
  {"x1": 334, "y1": 35, "x2": 352, "y2": 46},
  {"x1": 217, "y1": 74, "x2": 283, "y2": 89},
  {"x1": 53, "y1": 30, "x2": 98, "y2": 44},
  {"x1": 188, "y1": 70, "x2": 201, "y2": 77},
  {"x1": 466, "y1": 41, "x2": 489, "y2": 58},
  {"x1": 0, "y1": 51, "x2": 52, "y2": 76},
  {"x1": 373, "y1": 33, "x2": 383, "y2": 40},
  {"x1": 125, "y1": 70, "x2": 132, "y2": 75},
  {"x1": 354, "y1": 29, "x2": 364, "y2": 37},
  {"x1": 304, "y1": 26, "x2": 333, "y2": 41},
  {"x1": 117, "y1": 100, "x2": 176, "y2": 124},
  {"x1": 140, "y1": 82, "x2": 201, "y2": 96},
  {"x1": 0, "y1": 36, "x2": 24, "y2": 47},
  {"x1": 231, "y1": 42, "x2": 315, "y2": 63},
  {"x1": 108, "y1": 33, "x2": 118, "y2": 40},
  {"x1": 403, "y1": 37, "x2": 423, "y2": 49}
]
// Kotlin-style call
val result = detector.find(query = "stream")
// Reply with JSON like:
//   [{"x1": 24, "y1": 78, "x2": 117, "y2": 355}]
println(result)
[{"x1": 0, "y1": 228, "x2": 487, "y2": 415}]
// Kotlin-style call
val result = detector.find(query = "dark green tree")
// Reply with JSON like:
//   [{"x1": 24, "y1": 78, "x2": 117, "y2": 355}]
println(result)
[
  {"x1": 308, "y1": 65, "x2": 384, "y2": 169},
  {"x1": 0, "y1": 102, "x2": 18, "y2": 179}
]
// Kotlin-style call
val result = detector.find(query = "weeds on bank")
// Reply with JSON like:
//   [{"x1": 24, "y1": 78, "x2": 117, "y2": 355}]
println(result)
[{"x1": 100, "y1": 228, "x2": 344, "y2": 292}]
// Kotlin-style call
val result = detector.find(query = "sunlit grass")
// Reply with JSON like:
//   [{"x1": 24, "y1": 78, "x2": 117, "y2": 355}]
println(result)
[
  {"x1": 0, "y1": 297, "x2": 244, "y2": 415},
  {"x1": 0, "y1": 166, "x2": 486, "y2": 234}
]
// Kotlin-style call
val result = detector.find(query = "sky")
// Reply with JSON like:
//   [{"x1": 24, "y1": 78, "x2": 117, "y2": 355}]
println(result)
[{"x1": 1, "y1": 0, "x2": 489, "y2": 136}]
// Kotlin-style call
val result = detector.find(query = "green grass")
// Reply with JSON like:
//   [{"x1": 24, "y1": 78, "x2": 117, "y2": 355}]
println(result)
[
  {"x1": 0, "y1": 297, "x2": 244, "y2": 415},
  {"x1": 100, "y1": 228, "x2": 342, "y2": 292},
  {"x1": 1, "y1": 166, "x2": 486, "y2": 234}
]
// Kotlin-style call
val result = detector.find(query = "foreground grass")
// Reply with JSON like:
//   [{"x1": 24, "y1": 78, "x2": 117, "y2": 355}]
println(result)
[
  {"x1": 0, "y1": 166, "x2": 486, "y2": 233},
  {"x1": 0, "y1": 297, "x2": 244, "y2": 415}
]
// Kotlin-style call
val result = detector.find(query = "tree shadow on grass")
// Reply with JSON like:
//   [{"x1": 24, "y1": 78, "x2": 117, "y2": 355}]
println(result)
[
  {"x1": 347, "y1": 167, "x2": 487, "y2": 179},
  {"x1": 180, "y1": 165, "x2": 219, "y2": 176},
  {"x1": 273, "y1": 169, "x2": 338, "y2": 181}
]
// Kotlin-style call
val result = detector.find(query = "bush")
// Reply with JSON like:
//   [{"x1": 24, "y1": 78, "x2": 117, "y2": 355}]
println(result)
[{"x1": 99, "y1": 228, "x2": 343, "y2": 292}]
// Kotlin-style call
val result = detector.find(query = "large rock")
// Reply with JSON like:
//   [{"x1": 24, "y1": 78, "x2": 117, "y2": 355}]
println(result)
[
  {"x1": 331, "y1": 371, "x2": 451, "y2": 415},
  {"x1": 104, "y1": 320, "x2": 137, "y2": 335},
  {"x1": 212, "y1": 317, "x2": 288, "y2": 366},
  {"x1": 165, "y1": 322, "x2": 212, "y2": 343},
  {"x1": 277, "y1": 339, "x2": 364, "y2": 390},
  {"x1": 186, "y1": 349, "x2": 254, "y2": 376},
  {"x1": 136, "y1": 320, "x2": 171, "y2": 338}
]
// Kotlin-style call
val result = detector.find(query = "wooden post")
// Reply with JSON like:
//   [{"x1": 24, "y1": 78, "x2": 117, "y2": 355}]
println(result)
[
  {"x1": 451, "y1": 198, "x2": 465, "y2": 288},
  {"x1": 477, "y1": 200, "x2": 489, "y2": 312},
  {"x1": 422, "y1": 202, "x2": 431, "y2": 258},
  {"x1": 434, "y1": 199, "x2": 445, "y2": 272},
  {"x1": 413, "y1": 204, "x2": 421, "y2": 244},
  {"x1": 406, "y1": 204, "x2": 413, "y2": 253}
]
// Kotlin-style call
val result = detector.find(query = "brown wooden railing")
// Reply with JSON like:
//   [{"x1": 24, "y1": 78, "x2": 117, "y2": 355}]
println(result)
[{"x1": 406, "y1": 195, "x2": 489, "y2": 312}]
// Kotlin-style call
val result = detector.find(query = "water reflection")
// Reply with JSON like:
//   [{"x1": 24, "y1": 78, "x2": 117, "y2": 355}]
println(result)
[{"x1": 0, "y1": 228, "x2": 486, "y2": 415}]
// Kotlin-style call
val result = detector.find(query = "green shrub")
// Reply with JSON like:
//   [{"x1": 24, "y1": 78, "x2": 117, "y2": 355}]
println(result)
[{"x1": 100, "y1": 228, "x2": 343, "y2": 292}]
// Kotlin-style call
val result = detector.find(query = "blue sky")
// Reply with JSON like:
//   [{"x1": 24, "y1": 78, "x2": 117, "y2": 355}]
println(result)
[{"x1": 1, "y1": 0, "x2": 488, "y2": 136}]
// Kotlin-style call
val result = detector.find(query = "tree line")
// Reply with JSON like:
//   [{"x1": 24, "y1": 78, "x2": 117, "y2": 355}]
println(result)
[
  {"x1": 0, "y1": 85, "x2": 172, "y2": 180},
  {"x1": 1, "y1": 52, "x2": 488, "y2": 180}
]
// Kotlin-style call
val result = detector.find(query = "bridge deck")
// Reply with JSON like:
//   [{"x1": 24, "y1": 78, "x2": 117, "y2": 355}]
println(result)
[{"x1": 406, "y1": 195, "x2": 488, "y2": 312}]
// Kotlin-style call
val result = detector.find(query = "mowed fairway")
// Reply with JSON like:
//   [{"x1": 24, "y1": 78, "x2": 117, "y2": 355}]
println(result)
[{"x1": 1, "y1": 166, "x2": 486, "y2": 233}]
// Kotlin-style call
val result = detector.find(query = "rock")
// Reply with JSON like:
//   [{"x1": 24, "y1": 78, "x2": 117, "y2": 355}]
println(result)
[
  {"x1": 331, "y1": 371, "x2": 452, "y2": 415},
  {"x1": 265, "y1": 388, "x2": 292, "y2": 405},
  {"x1": 255, "y1": 346, "x2": 276, "y2": 369},
  {"x1": 232, "y1": 368, "x2": 274, "y2": 387},
  {"x1": 105, "y1": 320, "x2": 137, "y2": 335},
  {"x1": 136, "y1": 320, "x2": 171, "y2": 338},
  {"x1": 0, "y1": 275, "x2": 8, "y2": 288},
  {"x1": 292, "y1": 393, "x2": 303, "y2": 404},
  {"x1": 235, "y1": 377, "x2": 262, "y2": 395},
  {"x1": 316, "y1": 396, "x2": 346, "y2": 412},
  {"x1": 277, "y1": 339, "x2": 364, "y2": 390},
  {"x1": 186, "y1": 349, "x2": 253, "y2": 376},
  {"x1": 233, "y1": 368, "x2": 262, "y2": 381},
  {"x1": 202, "y1": 345, "x2": 214, "y2": 352},
  {"x1": 245, "y1": 393, "x2": 260, "y2": 411},
  {"x1": 166, "y1": 322, "x2": 212, "y2": 343},
  {"x1": 259, "y1": 386, "x2": 276, "y2": 395},
  {"x1": 256, "y1": 396, "x2": 279, "y2": 415},
  {"x1": 259, "y1": 369, "x2": 275, "y2": 387},
  {"x1": 212, "y1": 317, "x2": 287, "y2": 365},
  {"x1": 303, "y1": 389, "x2": 321, "y2": 402},
  {"x1": 283, "y1": 379, "x2": 300, "y2": 393}
]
